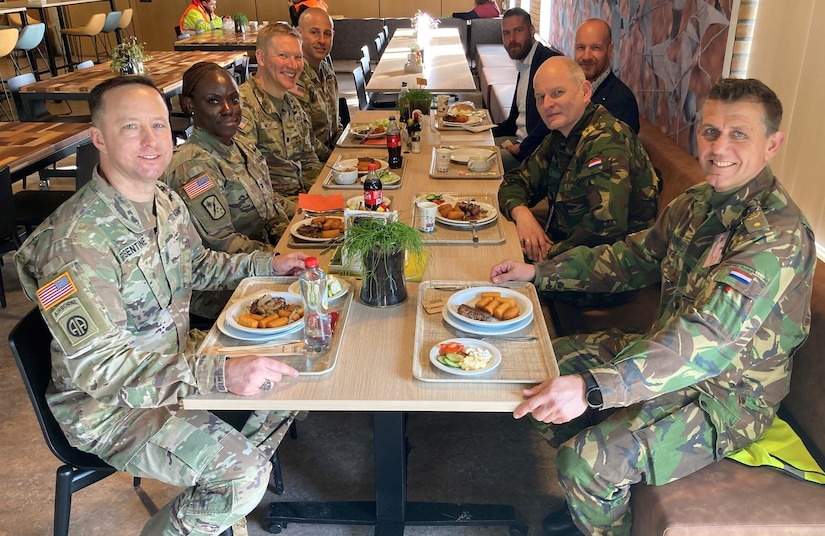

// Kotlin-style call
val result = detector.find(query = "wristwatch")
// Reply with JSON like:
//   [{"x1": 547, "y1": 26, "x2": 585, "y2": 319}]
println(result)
[{"x1": 582, "y1": 371, "x2": 603, "y2": 410}]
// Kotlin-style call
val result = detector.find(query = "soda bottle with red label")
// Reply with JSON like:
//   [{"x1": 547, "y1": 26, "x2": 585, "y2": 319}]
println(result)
[
  {"x1": 386, "y1": 115, "x2": 402, "y2": 169},
  {"x1": 363, "y1": 163, "x2": 383, "y2": 210}
]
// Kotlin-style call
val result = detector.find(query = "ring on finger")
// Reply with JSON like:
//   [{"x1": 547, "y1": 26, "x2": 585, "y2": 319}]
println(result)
[{"x1": 261, "y1": 379, "x2": 273, "y2": 391}]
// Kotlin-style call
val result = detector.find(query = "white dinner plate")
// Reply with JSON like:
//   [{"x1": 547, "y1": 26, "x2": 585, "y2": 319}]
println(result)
[
  {"x1": 289, "y1": 216, "x2": 344, "y2": 243},
  {"x1": 217, "y1": 310, "x2": 304, "y2": 341},
  {"x1": 446, "y1": 286, "x2": 534, "y2": 329},
  {"x1": 429, "y1": 338, "x2": 502, "y2": 376},
  {"x1": 450, "y1": 148, "x2": 495, "y2": 164},
  {"x1": 338, "y1": 158, "x2": 389, "y2": 175},
  {"x1": 414, "y1": 193, "x2": 456, "y2": 206},
  {"x1": 346, "y1": 195, "x2": 393, "y2": 210},
  {"x1": 350, "y1": 124, "x2": 387, "y2": 139},
  {"x1": 360, "y1": 169, "x2": 401, "y2": 185},
  {"x1": 435, "y1": 201, "x2": 498, "y2": 227},
  {"x1": 441, "y1": 305, "x2": 534, "y2": 336},
  {"x1": 288, "y1": 278, "x2": 350, "y2": 303},
  {"x1": 442, "y1": 115, "x2": 483, "y2": 127},
  {"x1": 223, "y1": 292, "x2": 305, "y2": 336}
]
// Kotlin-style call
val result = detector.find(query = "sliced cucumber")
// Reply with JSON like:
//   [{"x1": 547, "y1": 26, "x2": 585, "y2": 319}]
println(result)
[
  {"x1": 444, "y1": 353, "x2": 464, "y2": 364},
  {"x1": 437, "y1": 355, "x2": 461, "y2": 368}
]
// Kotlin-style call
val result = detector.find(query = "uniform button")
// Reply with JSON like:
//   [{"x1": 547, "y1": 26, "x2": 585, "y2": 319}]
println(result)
[{"x1": 717, "y1": 447, "x2": 724, "y2": 456}]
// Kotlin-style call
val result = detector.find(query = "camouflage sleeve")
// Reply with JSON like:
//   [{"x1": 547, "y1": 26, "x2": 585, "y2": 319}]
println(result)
[
  {"x1": 498, "y1": 136, "x2": 557, "y2": 218},
  {"x1": 591, "y1": 216, "x2": 815, "y2": 411},
  {"x1": 164, "y1": 156, "x2": 273, "y2": 255},
  {"x1": 15, "y1": 238, "x2": 228, "y2": 407},
  {"x1": 547, "y1": 131, "x2": 637, "y2": 256},
  {"x1": 290, "y1": 102, "x2": 324, "y2": 189}
]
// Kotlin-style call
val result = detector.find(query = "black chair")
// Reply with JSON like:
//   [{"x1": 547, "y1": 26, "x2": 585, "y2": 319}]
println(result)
[
  {"x1": 0, "y1": 166, "x2": 24, "y2": 307},
  {"x1": 359, "y1": 48, "x2": 397, "y2": 109},
  {"x1": 338, "y1": 96, "x2": 350, "y2": 128},
  {"x1": 9, "y1": 307, "x2": 141, "y2": 536},
  {"x1": 352, "y1": 67, "x2": 368, "y2": 111}
]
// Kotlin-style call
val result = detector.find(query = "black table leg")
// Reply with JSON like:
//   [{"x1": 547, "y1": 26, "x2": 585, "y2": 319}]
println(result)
[{"x1": 266, "y1": 411, "x2": 526, "y2": 535}]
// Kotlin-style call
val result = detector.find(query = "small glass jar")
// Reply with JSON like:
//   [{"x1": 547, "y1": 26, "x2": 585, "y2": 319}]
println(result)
[{"x1": 411, "y1": 135, "x2": 421, "y2": 154}]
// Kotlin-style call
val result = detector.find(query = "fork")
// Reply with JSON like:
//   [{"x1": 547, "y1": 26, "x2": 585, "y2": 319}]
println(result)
[{"x1": 470, "y1": 220, "x2": 478, "y2": 245}]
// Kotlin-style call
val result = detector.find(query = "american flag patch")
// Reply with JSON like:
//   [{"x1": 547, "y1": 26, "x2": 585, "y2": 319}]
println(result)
[
  {"x1": 730, "y1": 269, "x2": 753, "y2": 286},
  {"x1": 587, "y1": 158, "x2": 602, "y2": 168},
  {"x1": 37, "y1": 273, "x2": 77, "y2": 310},
  {"x1": 183, "y1": 174, "x2": 214, "y2": 199}
]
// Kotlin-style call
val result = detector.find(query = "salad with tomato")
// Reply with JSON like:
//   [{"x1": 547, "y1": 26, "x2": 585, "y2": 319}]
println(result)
[{"x1": 436, "y1": 341, "x2": 493, "y2": 371}]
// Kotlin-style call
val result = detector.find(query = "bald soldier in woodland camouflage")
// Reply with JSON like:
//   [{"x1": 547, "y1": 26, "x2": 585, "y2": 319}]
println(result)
[
  {"x1": 498, "y1": 57, "x2": 659, "y2": 264},
  {"x1": 237, "y1": 23, "x2": 323, "y2": 202},
  {"x1": 15, "y1": 76, "x2": 308, "y2": 536},
  {"x1": 491, "y1": 78, "x2": 815, "y2": 536}
]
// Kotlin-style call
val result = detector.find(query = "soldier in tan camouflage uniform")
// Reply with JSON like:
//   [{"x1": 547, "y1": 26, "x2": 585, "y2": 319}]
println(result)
[
  {"x1": 165, "y1": 62, "x2": 297, "y2": 320},
  {"x1": 293, "y1": 7, "x2": 341, "y2": 162},
  {"x1": 15, "y1": 76, "x2": 308, "y2": 536},
  {"x1": 237, "y1": 23, "x2": 323, "y2": 202},
  {"x1": 498, "y1": 57, "x2": 659, "y2": 264},
  {"x1": 491, "y1": 78, "x2": 815, "y2": 536}
]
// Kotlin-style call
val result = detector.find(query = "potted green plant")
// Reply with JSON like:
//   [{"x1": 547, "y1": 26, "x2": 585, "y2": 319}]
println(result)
[
  {"x1": 232, "y1": 12, "x2": 249, "y2": 33},
  {"x1": 341, "y1": 218, "x2": 426, "y2": 307},
  {"x1": 109, "y1": 36, "x2": 152, "y2": 75},
  {"x1": 398, "y1": 88, "x2": 433, "y2": 118}
]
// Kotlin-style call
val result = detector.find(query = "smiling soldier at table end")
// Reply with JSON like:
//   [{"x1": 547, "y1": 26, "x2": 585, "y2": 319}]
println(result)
[
  {"x1": 491, "y1": 77, "x2": 814, "y2": 536},
  {"x1": 14, "y1": 76, "x2": 309, "y2": 536}
]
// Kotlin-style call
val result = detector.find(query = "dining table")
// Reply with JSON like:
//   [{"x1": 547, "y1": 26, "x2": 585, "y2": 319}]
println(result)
[
  {"x1": 173, "y1": 28, "x2": 259, "y2": 52},
  {"x1": 181, "y1": 109, "x2": 559, "y2": 535},
  {"x1": 0, "y1": 121, "x2": 89, "y2": 182},
  {"x1": 366, "y1": 27, "x2": 477, "y2": 94},
  {"x1": 15, "y1": 50, "x2": 249, "y2": 121}
]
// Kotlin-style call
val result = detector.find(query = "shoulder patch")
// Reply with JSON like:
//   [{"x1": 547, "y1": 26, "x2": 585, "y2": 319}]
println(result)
[
  {"x1": 587, "y1": 157, "x2": 603, "y2": 169},
  {"x1": 201, "y1": 194, "x2": 228, "y2": 220},
  {"x1": 293, "y1": 83, "x2": 306, "y2": 98},
  {"x1": 183, "y1": 173, "x2": 215, "y2": 199},
  {"x1": 37, "y1": 272, "x2": 77, "y2": 310},
  {"x1": 238, "y1": 116, "x2": 249, "y2": 130}
]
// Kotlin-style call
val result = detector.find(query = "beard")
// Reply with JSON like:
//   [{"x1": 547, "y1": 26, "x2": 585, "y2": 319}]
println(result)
[{"x1": 507, "y1": 42, "x2": 530, "y2": 61}]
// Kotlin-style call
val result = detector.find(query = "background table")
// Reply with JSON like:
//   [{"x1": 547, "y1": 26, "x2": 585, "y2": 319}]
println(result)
[
  {"x1": 173, "y1": 29, "x2": 259, "y2": 52},
  {"x1": 0, "y1": 121, "x2": 89, "y2": 182},
  {"x1": 16, "y1": 50, "x2": 248, "y2": 121},
  {"x1": 183, "y1": 110, "x2": 557, "y2": 535},
  {"x1": 367, "y1": 27, "x2": 477, "y2": 94}
]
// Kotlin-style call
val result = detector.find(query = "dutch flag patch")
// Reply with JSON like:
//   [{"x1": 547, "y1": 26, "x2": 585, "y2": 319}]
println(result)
[
  {"x1": 729, "y1": 268, "x2": 753, "y2": 286},
  {"x1": 587, "y1": 157, "x2": 602, "y2": 169}
]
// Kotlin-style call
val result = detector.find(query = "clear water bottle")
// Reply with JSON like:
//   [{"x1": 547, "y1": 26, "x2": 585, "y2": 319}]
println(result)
[
  {"x1": 299, "y1": 257, "x2": 332, "y2": 356},
  {"x1": 386, "y1": 115, "x2": 403, "y2": 169}
]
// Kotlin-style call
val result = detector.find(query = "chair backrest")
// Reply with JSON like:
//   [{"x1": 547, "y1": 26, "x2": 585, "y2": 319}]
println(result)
[
  {"x1": 118, "y1": 8, "x2": 133, "y2": 30},
  {"x1": 0, "y1": 167, "x2": 19, "y2": 242},
  {"x1": 360, "y1": 44, "x2": 371, "y2": 64},
  {"x1": 0, "y1": 27, "x2": 20, "y2": 57},
  {"x1": 75, "y1": 141, "x2": 99, "y2": 189},
  {"x1": 338, "y1": 96, "x2": 350, "y2": 128},
  {"x1": 374, "y1": 35, "x2": 383, "y2": 58},
  {"x1": 77, "y1": 60, "x2": 94, "y2": 70},
  {"x1": 382, "y1": 24, "x2": 389, "y2": 42},
  {"x1": 8, "y1": 72, "x2": 48, "y2": 121},
  {"x1": 359, "y1": 55, "x2": 371, "y2": 83},
  {"x1": 14, "y1": 23, "x2": 45, "y2": 52},
  {"x1": 352, "y1": 67, "x2": 368, "y2": 110},
  {"x1": 9, "y1": 308, "x2": 114, "y2": 470},
  {"x1": 82, "y1": 12, "x2": 107, "y2": 35},
  {"x1": 174, "y1": 25, "x2": 182, "y2": 37},
  {"x1": 101, "y1": 11, "x2": 121, "y2": 33}
]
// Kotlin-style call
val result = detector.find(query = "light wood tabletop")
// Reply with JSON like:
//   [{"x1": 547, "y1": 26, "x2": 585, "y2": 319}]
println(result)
[
  {"x1": 174, "y1": 29, "x2": 259, "y2": 51},
  {"x1": 0, "y1": 121, "x2": 89, "y2": 182},
  {"x1": 366, "y1": 27, "x2": 477, "y2": 93}
]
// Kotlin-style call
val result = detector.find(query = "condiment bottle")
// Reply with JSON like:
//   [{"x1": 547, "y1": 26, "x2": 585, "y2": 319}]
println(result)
[
  {"x1": 386, "y1": 115, "x2": 402, "y2": 169},
  {"x1": 299, "y1": 257, "x2": 332, "y2": 356},
  {"x1": 363, "y1": 163, "x2": 383, "y2": 210}
]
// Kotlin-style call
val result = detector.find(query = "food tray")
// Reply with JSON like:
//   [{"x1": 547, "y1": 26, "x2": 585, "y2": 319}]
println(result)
[
  {"x1": 199, "y1": 276, "x2": 355, "y2": 376},
  {"x1": 335, "y1": 122, "x2": 388, "y2": 148},
  {"x1": 322, "y1": 155, "x2": 407, "y2": 190},
  {"x1": 286, "y1": 214, "x2": 345, "y2": 249},
  {"x1": 432, "y1": 109, "x2": 493, "y2": 131},
  {"x1": 410, "y1": 192, "x2": 505, "y2": 245},
  {"x1": 429, "y1": 146, "x2": 504, "y2": 179},
  {"x1": 413, "y1": 280, "x2": 558, "y2": 383}
]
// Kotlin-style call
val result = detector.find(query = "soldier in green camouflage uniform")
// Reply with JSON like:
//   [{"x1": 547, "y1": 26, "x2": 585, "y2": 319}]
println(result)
[
  {"x1": 294, "y1": 7, "x2": 342, "y2": 163},
  {"x1": 15, "y1": 77, "x2": 308, "y2": 536},
  {"x1": 490, "y1": 78, "x2": 815, "y2": 535},
  {"x1": 165, "y1": 62, "x2": 297, "y2": 320},
  {"x1": 498, "y1": 57, "x2": 659, "y2": 264},
  {"x1": 237, "y1": 23, "x2": 324, "y2": 202}
]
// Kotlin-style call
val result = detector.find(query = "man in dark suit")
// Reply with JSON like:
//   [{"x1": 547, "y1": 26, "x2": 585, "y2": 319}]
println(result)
[{"x1": 492, "y1": 8, "x2": 561, "y2": 171}]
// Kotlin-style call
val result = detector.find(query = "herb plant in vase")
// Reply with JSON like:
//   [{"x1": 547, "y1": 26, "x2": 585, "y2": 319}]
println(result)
[
  {"x1": 232, "y1": 12, "x2": 249, "y2": 33},
  {"x1": 110, "y1": 36, "x2": 151, "y2": 75},
  {"x1": 398, "y1": 88, "x2": 433, "y2": 120},
  {"x1": 341, "y1": 218, "x2": 425, "y2": 307}
]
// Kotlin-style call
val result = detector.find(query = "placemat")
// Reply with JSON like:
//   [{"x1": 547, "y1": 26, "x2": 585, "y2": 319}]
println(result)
[
  {"x1": 413, "y1": 280, "x2": 558, "y2": 383},
  {"x1": 428, "y1": 146, "x2": 504, "y2": 179},
  {"x1": 322, "y1": 156, "x2": 407, "y2": 190},
  {"x1": 410, "y1": 192, "x2": 505, "y2": 245},
  {"x1": 199, "y1": 276, "x2": 355, "y2": 376}
]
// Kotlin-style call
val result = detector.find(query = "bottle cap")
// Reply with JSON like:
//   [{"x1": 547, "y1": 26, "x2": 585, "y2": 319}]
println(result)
[
  {"x1": 389, "y1": 115, "x2": 396, "y2": 120},
  {"x1": 367, "y1": 163, "x2": 378, "y2": 170},
  {"x1": 304, "y1": 257, "x2": 319, "y2": 268}
]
